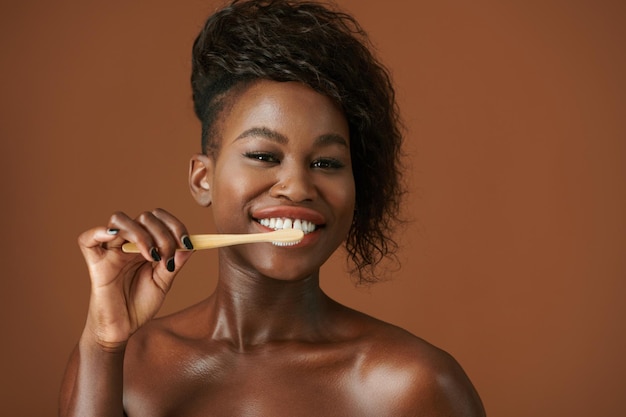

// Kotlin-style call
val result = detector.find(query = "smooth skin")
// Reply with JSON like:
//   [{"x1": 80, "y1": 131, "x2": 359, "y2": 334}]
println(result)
[{"x1": 59, "y1": 80, "x2": 485, "y2": 416}]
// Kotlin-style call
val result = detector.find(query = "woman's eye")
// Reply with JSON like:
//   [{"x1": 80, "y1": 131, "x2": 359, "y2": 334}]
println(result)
[
  {"x1": 244, "y1": 152, "x2": 280, "y2": 163},
  {"x1": 311, "y1": 158, "x2": 345, "y2": 169}
]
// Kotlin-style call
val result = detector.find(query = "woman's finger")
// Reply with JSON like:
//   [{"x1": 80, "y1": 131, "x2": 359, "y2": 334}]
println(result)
[
  {"x1": 134, "y1": 210, "x2": 182, "y2": 272},
  {"x1": 151, "y1": 208, "x2": 194, "y2": 251},
  {"x1": 106, "y1": 211, "x2": 160, "y2": 263}
]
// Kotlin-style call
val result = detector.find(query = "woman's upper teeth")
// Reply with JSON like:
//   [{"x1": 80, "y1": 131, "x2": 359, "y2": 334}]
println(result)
[{"x1": 259, "y1": 218, "x2": 316, "y2": 234}]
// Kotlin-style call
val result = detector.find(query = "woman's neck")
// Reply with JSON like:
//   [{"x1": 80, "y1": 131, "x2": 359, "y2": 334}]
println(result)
[{"x1": 206, "y1": 258, "x2": 332, "y2": 352}]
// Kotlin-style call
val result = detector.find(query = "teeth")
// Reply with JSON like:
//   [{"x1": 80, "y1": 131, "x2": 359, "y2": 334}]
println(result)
[{"x1": 258, "y1": 217, "x2": 317, "y2": 234}]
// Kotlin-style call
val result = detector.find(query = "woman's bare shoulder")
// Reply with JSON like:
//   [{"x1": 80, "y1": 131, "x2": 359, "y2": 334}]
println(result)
[
  {"x1": 340, "y1": 308, "x2": 486, "y2": 416},
  {"x1": 125, "y1": 299, "x2": 213, "y2": 362}
]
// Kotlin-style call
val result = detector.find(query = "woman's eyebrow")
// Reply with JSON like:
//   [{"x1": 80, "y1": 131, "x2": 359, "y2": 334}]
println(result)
[
  {"x1": 235, "y1": 127, "x2": 288, "y2": 144},
  {"x1": 235, "y1": 126, "x2": 348, "y2": 147},
  {"x1": 315, "y1": 133, "x2": 348, "y2": 148}
]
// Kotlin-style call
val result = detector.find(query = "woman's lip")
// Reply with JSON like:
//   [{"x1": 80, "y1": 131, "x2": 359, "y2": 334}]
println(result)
[{"x1": 251, "y1": 206, "x2": 326, "y2": 225}]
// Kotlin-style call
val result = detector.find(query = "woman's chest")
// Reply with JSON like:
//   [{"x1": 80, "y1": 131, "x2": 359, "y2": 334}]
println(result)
[{"x1": 123, "y1": 347, "x2": 386, "y2": 417}]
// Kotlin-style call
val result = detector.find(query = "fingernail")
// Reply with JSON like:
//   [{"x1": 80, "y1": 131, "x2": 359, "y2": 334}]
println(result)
[
  {"x1": 150, "y1": 247, "x2": 161, "y2": 262},
  {"x1": 182, "y1": 235, "x2": 194, "y2": 250},
  {"x1": 107, "y1": 228, "x2": 119, "y2": 235},
  {"x1": 166, "y1": 257, "x2": 175, "y2": 272}
]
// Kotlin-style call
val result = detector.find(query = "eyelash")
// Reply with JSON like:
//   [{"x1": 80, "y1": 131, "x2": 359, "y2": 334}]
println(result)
[
  {"x1": 311, "y1": 158, "x2": 344, "y2": 169},
  {"x1": 243, "y1": 152, "x2": 345, "y2": 169},
  {"x1": 243, "y1": 152, "x2": 279, "y2": 163}
]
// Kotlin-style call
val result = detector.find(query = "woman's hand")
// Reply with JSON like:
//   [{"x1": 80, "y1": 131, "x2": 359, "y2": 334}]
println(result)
[{"x1": 77, "y1": 208, "x2": 194, "y2": 351}]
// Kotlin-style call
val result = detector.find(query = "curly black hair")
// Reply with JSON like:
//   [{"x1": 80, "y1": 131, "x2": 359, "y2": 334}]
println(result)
[{"x1": 191, "y1": 0, "x2": 404, "y2": 283}]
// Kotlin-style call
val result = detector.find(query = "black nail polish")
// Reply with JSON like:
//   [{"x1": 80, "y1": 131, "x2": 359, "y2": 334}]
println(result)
[
  {"x1": 150, "y1": 248, "x2": 161, "y2": 262},
  {"x1": 107, "y1": 228, "x2": 119, "y2": 235},
  {"x1": 166, "y1": 257, "x2": 175, "y2": 272},
  {"x1": 182, "y1": 235, "x2": 194, "y2": 250}
]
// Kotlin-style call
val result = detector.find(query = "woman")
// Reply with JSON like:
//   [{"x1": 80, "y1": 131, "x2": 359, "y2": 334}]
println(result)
[{"x1": 59, "y1": 1, "x2": 485, "y2": 415}]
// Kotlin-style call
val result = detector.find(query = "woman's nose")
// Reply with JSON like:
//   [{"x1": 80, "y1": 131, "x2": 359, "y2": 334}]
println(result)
[{"x1": 269, "y1": 165, "x2": 316, "y2": 202}]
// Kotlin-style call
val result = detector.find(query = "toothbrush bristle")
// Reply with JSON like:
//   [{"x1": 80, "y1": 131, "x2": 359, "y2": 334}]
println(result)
[{"x1": 271, "y1": 238, "x2": 303, "y2": 247}]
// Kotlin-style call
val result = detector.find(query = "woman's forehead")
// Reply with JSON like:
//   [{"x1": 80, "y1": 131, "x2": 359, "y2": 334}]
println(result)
[{"x1": 219, "y1": 80, "x2": 349, "y2": 145}]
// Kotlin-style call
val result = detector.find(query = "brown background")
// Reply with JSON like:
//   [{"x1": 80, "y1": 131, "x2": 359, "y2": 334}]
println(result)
[{"x1": 1, "y1": 0, "x2": 625, "y2": 415}]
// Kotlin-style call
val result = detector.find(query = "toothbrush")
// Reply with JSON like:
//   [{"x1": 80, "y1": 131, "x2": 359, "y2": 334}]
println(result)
[{"x1": 121, "y1": 229, "x2": 305, "y2": 253}]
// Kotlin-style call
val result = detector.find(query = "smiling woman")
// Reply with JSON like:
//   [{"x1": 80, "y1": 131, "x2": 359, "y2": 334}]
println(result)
[
  {"x1": 188, "y1": 80, "x2": 355, "y2": 282},
  {"x1": 58, "y1": 1, "x2": 485, "y2": 416}
]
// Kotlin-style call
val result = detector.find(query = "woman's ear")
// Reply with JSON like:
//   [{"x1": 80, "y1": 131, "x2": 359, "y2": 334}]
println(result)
[{"x1": 189, "y1": 153, "x2": 213, "y2": 207}]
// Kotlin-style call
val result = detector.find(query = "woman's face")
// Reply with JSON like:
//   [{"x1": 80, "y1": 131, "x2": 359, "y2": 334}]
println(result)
[{"x1": 193, "y1": 80, "x2": 355, "y2": 281}]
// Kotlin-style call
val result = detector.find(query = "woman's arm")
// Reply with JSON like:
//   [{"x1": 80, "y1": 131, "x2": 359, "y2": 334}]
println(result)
[
  {"x1": 59, "y1": 335, "x2": 126, "y2": 416},
  {"x1": 58, "y1": 209, "x2": 194, "y2": 417}
]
